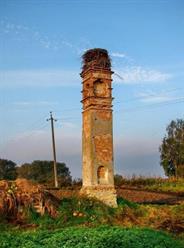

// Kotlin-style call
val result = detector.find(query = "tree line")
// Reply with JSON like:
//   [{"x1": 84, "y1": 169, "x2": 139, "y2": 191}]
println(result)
[
  {"x1": 0, "y1": 159, "x2": 72, "y2": 187},
  {"x1": 160, "y1": 118, "x2": 184, "y2": 178}
]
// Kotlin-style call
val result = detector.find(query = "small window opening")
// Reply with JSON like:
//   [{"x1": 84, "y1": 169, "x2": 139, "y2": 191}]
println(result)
[{"x1": 97, "y1": 166, "x2": 108, "y2": 184}]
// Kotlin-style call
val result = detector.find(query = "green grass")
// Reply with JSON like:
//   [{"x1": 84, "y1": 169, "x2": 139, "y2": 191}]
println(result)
[
  {"x1": 3, "y1": 196, "x2": 183, "y2": 234},
  {"x1": 0, "y1": 226, "x2": 183, "y2": 248},
  {"x1": 1, "y1": 197, "x2": 184, "y2": 247},
  {"x1": 117, "y1": 198, "x2": 139, "y2": 208},
  {"x1": 29, "y1": 197, "x2": 115, "y2": 229}
]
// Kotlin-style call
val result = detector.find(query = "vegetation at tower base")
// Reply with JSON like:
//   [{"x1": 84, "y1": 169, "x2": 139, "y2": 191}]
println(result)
[
  {"x1": 0, "y1": 182, "x2": 184, "y2": 247},
  {"x1": 160, "y1": 119, "x2": 184, "y2": 178},
  {"x1": 0, "y1": 189, "x2": 184, "y2": 234}
]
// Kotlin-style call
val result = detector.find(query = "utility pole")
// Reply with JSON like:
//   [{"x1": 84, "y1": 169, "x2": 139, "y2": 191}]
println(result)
[{"x1": 47, "y1": 111, "x2": 58, "y2": 188}]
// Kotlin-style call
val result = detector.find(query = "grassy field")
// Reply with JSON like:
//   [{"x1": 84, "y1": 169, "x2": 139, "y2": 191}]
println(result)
[
  {"x1": 1, "y1": 196, "x2": 184, "y2": 247},
  {"x1": 0, "y1": 226, "x2": 184, "y2": 248},
  {"x1": 0, "y1": 178, "x2": 184, "y2": 248}
]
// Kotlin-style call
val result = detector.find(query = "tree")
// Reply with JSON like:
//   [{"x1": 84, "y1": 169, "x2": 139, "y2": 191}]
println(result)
[
  {"x1": 17, "y1": 160, "x2": 72, "y2": 187},
  {"x1": 0, "y1": 159, "x2": 17, "y2": 180},
  {"x1": 159, "y1": 119, "x2": 184, "y2": 177},
  {"x1": 114, "y1": 174, "x2": 124, "y2": 187}
]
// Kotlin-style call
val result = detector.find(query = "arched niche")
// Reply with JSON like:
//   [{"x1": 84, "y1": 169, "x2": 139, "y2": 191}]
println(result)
[{"x1": 97, "y1": 166, "x2": 108, "y2": 184}]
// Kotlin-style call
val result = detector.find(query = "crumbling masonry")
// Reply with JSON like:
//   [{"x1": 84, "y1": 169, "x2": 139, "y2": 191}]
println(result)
[{"x1": 80, "y1": 48, "x2": 117, "y2": 207}]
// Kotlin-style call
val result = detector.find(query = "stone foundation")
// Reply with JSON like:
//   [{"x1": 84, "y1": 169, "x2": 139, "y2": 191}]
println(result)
[{"x1": 80, "y1": 185, "x2": 117, "y2": 208}]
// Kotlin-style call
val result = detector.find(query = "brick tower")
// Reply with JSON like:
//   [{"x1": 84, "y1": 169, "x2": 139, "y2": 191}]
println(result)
[{"x1": 80, "y1": 48, "x2": 117, "y2": 207}]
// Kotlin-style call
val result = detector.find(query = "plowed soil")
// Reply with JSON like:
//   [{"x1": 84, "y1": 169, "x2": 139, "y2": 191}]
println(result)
[
  {"x1": 49, "y1": 187, "x2": 184, "y2": 205},
  {"x1": 117, "y1": 187, "x2": 184, "y2": 204}
]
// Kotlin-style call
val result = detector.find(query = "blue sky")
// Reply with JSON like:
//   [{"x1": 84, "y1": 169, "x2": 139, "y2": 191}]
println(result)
[{"x1": 0, "y1": 0, "x2": 184, "y2": 178}]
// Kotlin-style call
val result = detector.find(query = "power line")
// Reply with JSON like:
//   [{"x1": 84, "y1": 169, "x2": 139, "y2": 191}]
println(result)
[
  {"x1": 114, "y1": 87, "x2": 184, "y2": 105},
  {"x1": 121, "y1": 98, "x2": 184, "y2": 114}
]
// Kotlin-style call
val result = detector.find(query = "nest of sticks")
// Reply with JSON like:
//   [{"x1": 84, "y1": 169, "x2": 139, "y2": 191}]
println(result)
[{"x1": 82, "y1": 48, "x2": 111, "y2": 72}]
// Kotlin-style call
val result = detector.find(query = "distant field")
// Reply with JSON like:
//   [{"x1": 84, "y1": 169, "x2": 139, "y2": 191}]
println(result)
[
  {"x1": 1, "y1": 226, "x2": 184, "y2": 248},
  {"x1": 115, "y1": 176, "x2": 184, "y2": 194}
]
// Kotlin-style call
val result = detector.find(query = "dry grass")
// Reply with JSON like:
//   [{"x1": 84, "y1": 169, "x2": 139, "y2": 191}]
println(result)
[
  {"x1": 0, "y1": 179, "x2": 59, "y2": 223},
  {"x1": 115, "y1": 201, "x2": 184, "y2": 234}
]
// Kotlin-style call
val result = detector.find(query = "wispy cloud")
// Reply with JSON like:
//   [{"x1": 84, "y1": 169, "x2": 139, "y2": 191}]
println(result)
[
  {"x1": 13, "y1": 101, "x2": 58, "y2": 107},
  {"x1": 0, "y1": 20, "x2": 92, "y2": 55},
  {"x1": 111, "y1": 52, "x2": 126, "y2": 58},
  {"x1": 136, "y1": 90, "x2": 181, "y2": 103},
  {"x1": 0, "y1": 19, "x2": 91, "y2": 53},
  {"x1": 138, "y1": 92, "x2": 172, "y2": 103},
  {"x1": 0, "y1": 69, "x2": 80, "y2": 88},
  {"x1": 0, "y1": 19, "x2": 70, "y2": 50},
  {"x1": 114, "y1": 66, "x2": 171, "y2": 84},
  {"x1": 0, "y1": 66, "x2": 172, "y2": 89}
]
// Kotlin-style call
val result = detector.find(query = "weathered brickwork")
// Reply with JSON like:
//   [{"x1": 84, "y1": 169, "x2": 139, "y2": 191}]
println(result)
[{"x1": 80, "y1": 48, "x2": 117, "y2": 207}]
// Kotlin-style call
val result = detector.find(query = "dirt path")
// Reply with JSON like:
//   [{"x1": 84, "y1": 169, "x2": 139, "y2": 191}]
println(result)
[{"x1": 117, "y1": 187, "x2": 184, "y2": 204}]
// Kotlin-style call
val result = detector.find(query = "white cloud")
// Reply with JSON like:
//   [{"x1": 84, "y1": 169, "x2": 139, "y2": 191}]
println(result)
[
  {"x1": 140, "y1": 95, "x2": 171, "y2": 103},
  {"x1": 111, "y1": 52, "x2": 126, "y2": 58},
  {"x1": 137, "y1": 92, "x2": 171, "y2": 103},
  {"x1": 136, "y1": 90, "x2": 182, "y2": 104},
  {"x1": 0, "y1": 19, "x2": 90, "y2": 53},
  {"x1": 0, "y1": 69, "x2": 80, "y2": 88},
  {"x1": 114, "y1": 66, "x2": 171, "y2": 84},
  {"x1": 13, "y1": 101, "x2": 58, "y2": 107}
]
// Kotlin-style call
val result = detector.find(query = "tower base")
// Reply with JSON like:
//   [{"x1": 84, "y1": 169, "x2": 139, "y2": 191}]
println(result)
[{"x1": 80, "y1": 185, "x2": 117, "y2": 208}]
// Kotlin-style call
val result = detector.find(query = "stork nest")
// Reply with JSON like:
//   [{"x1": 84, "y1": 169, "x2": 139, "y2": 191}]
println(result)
[{"x1": 82, "y1": 48, "x2": 111, "y2": 72}]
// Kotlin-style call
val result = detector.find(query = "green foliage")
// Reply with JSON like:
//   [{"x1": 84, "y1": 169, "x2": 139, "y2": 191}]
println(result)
[
  {"x1": 24, "y1": 197, "x2": 115, "y2": 229},
  {"x1": 114, "y1": 174, "x2": 124, "y2": 187},
  {"x1": 0, "y1": 159, "x2": 17, "y2": 180},
  {"x1": 58, "y1": 197, "x2": 115, "y2": 227},
  {"x1": 17, "y1": 160, "x2": 72, "y2": 187},
  {"x1": 160, "y1": 119, "x2": 184, "y2": 177},
  {"x1": 117, "y1": 198, "x2": 138, "y2": 209},
  {"x1": 0, "y1": 226, "x2": 183, "y2": 248},
  {"x1": 1, "y1": 195, "x2": 184, "y2": 246}
]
